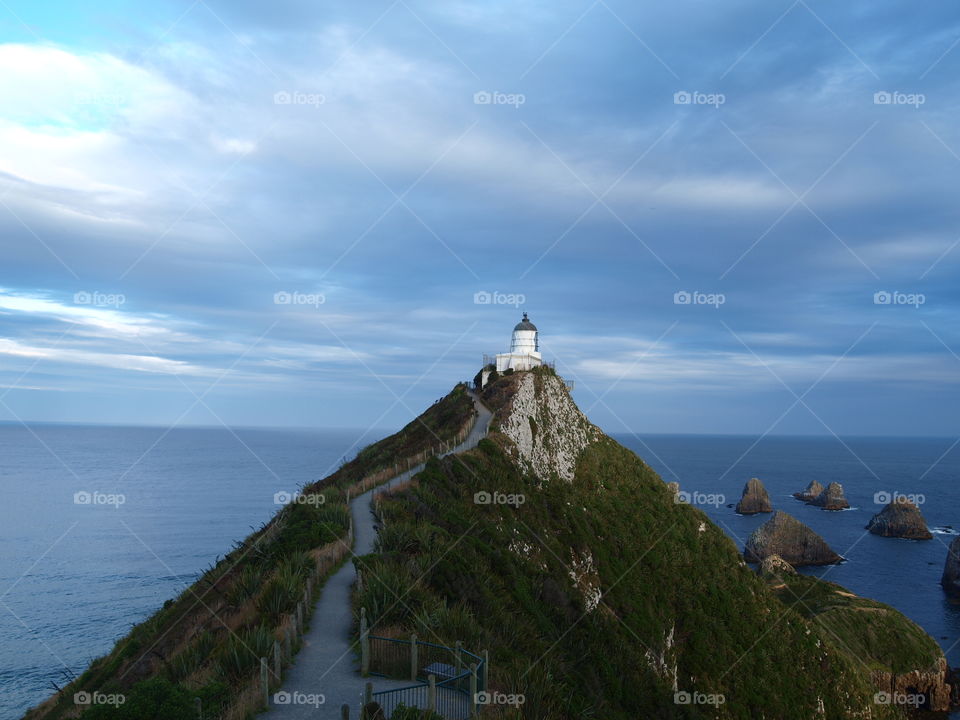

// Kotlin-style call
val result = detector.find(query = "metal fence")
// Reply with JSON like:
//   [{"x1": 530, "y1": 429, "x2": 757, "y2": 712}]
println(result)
[{"x1": 367, "y1": 635, "x2": 486, "y2": 719}]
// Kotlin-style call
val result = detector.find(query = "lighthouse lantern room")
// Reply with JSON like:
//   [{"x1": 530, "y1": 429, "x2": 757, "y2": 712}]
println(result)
[{"x1": 495, "y1": 313, "x2": 543, "y2": 372}]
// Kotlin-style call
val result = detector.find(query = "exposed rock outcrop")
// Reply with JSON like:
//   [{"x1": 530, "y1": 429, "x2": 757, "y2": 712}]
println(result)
[
  {"x1": 808, "y1": 482, "x2": 849, "y2": 510},
  {"x1": 792, "y1": 480, "x2": 824, "y2": 502},
  {"x1": 871, "y1": 656, "x2": 952, "y2": 712},
  {"x1": 942, "y1": 536, "x2": 960, "y2": 596},
  {"x1": 493, "y1": 371, "x2": 601, "y2": 483},
  {"x1": 759, "y1": 554, "x2": 797, "y2": 577},
  {"x1": 866, "y1": 499, "x2": 932, "y2": 540},
  {"x1": 744, "y1": 511, "x2": 842, "y2": 566},
  {"x1": 735, "y1": 477, "x2": 773, "y2": 515}
]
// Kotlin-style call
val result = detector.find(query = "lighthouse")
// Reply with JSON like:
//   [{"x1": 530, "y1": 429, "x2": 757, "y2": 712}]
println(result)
[{"x1": 495, "y1": 313, "x2": 543, "y2": 372}]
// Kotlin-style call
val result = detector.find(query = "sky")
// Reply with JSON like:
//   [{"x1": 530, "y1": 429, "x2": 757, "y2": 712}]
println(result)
[{"x1": 1, "y1": 0, "x2": 959, "y2": 437}]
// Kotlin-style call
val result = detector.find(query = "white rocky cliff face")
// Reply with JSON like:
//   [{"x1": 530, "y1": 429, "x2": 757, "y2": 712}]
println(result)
[{"x1": 495, "y1": 371, "x2": 600, "y2": 483}]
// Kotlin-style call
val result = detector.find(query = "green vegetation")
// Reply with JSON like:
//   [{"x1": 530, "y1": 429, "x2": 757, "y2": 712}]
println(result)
[
  {"x1": 362, "y1": 432, "x2": 913, "y2": 719},
  {"x1": 769, "y1": 573, "x2": 943, "y2": 675}
]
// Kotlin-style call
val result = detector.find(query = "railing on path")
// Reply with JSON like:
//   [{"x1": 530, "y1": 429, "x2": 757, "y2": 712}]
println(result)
[{"x1": 360, "y1": 628, "x2": 487, "y2": 719}]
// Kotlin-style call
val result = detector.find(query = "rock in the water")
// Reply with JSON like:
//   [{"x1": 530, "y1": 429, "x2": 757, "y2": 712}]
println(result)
[
  {"x1": 792, "y1": 480, "x2": 824, "y2": 502},
  {"x1": 942, "y1": 537, "x2": 960, "y2": 596},
  {"x1": 808, "y1": 481, "x2": 849, "y2": 510},
  {"x1": 759, "y1": 554, "x2": 797, "y2": 577},
  {"x1": 744, "y1": 511, "x2": 842, "y2": 566},
  {"x1": 866, "y1": 499, "x2": 932, "y2": 540},
  {"x1": 735, "y1": 477, "x2": 773, "y2": 515}
]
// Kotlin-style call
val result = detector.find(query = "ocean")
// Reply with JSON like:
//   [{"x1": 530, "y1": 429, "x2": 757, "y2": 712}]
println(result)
[{"x1": 1, "y1": 426, "x2": 959, "y2": 719}]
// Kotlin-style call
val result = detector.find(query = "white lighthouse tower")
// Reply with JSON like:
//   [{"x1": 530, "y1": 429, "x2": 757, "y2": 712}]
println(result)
[{"x1": 495, "y1": 313, "x2": 543, "y2": 372}]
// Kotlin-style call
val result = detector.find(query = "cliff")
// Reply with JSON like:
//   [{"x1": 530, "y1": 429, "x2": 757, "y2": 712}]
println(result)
[
  {"x1": 867, "y1": 499, "x2": 933, "y2": 540},
  {"x1": 366, "y1": 368, "x2": 941, "y2": 719}
]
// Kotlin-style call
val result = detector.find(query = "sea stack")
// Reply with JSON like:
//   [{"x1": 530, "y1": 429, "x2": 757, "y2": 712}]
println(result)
[
  {"x1": 808, "y1": 482, "x2": 849, "y2": 510},
  {"x1": 866, "y1": 499, "x2": 932, "y2": 540},
  {"x1": 941, "y1": 537, "x2": 960, "y2": 596},
  {"x1": 735, "y1": 477, "x2": 773, "y2": 515},
  {"x1": 744, "y1": 511, "x2": 842, "y2": 566},
  {"x1": 792, "y1": 480, "x2": 824, "y2": 502}
]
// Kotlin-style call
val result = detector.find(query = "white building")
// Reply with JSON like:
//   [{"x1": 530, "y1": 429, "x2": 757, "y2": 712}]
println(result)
[{"x1": 495, "y1": 312, "x2": 543, "y2": 372}]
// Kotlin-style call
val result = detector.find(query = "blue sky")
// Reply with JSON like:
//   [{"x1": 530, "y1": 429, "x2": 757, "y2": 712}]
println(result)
[{"x1": 1, "y1": 0, "x2": 959, "y2": 436}]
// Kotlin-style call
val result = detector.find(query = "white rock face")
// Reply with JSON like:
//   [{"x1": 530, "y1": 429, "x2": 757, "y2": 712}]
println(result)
[{"x1": 497, "y1": 372, "x2": 599, "y2": 482}]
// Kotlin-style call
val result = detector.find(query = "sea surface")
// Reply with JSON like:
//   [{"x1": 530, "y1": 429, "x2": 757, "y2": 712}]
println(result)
[{"x1": 2, "y1": 427, "x2": 959, "y2": 718}]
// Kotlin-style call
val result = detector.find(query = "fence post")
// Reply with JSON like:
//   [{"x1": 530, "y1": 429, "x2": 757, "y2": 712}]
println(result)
[
  {"x1": 483, "y1": 649, "x2": 489, "y2": 691},
  {"x1": 427, "y1": 674, "x2": 436, "y2": 712},
  {"x1": 410, "y1": 633, "x2": 418, "y2": 681},
  {"x1": 284, "y1": 625, "x2": 292, "y2": 659},
  {"x1": 273, "y1": 640, "x2": 281, "y2": 681},
  {"x1": 296, "y1": 602, "x2": 303, "y2": 636},
  {"x1": 470, "y1": 663, "x2": 478, "y2": 718},
  {"x1": 455, "y1": 640, "x2": 463, "y2": 677},
  {"x1": 340, "y1": 704, "x2": 350, "y2": 720},
  {"x1": 194, "y1": 696, "x2": 202, "y2": 720},
  {"x1": 360, "y1": 607, "x2": 370, "y2": 676},
  {"x1": 260, "y1": 657, "x2": 269, "y2": 708},
  {"x1": 364, "y1": 682, "x2": 373, "y2": 705}
]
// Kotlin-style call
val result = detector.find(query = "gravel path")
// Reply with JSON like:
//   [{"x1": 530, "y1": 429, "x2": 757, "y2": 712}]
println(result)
[{"x1": 266, "y1": 391, "x2": 492, "y2": 719}]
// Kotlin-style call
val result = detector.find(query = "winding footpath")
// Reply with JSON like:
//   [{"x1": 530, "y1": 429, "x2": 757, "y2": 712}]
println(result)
[{"x1": 266, "y1": 391, "x2": 493, "y2": 719}]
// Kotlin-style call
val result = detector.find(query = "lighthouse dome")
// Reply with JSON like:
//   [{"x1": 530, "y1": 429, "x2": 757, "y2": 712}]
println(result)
[{"x1": 513, "y1": 313, "x2": 537, "y2": 332}]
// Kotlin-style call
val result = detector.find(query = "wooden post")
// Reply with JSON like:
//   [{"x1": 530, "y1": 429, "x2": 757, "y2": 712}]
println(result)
[
  {"x1": 455, "y1": 640, "x2": 463, "y2": 677},
  {"x1": 296, "y1": 602, "x2": 303, "y2": 636},
  {"x1": 427, "y1": 674, "x2": 436, "y2": 711},
  {"x1": 273, "y1": 641, "x2": 281, "y2": 681},
  {"x1": 483, "y1": 649, "x2": 489, "y2": 691},
  {"x1": 360, "y1": 607, "x2": 369, "y2": 676},
  {"x1": 410, "y1": 633, "x2": 418, "y2": 681},
  {"x1": 364, "y1": 682, "x2": 373, "y2": 705},
  {"x1": 470, "y1": 663, "x2": 478, "y2": 718},
  {"x1": 284, "y1": 625, "x2": 292, "y2": 659},
  {"x1": 340, "y1": 704, "x2": 350, "y2": 720},
  {"x1": 260, "y1": 657, "x2": 269, "y2": 708}
]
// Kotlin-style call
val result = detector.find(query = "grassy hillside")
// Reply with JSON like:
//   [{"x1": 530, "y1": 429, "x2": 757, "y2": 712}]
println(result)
[
  {"x1": 358, "y1": 373, "x2": 936, "y2": 719},
  {"x1": 24, "y1": 384, "x2": 477, "y2": 720}
]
